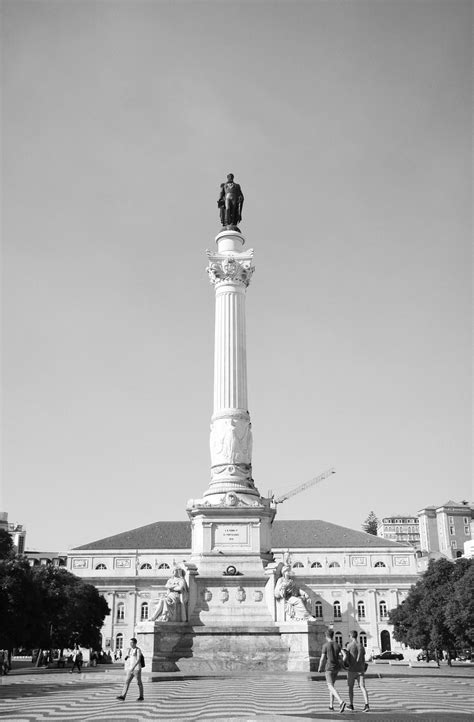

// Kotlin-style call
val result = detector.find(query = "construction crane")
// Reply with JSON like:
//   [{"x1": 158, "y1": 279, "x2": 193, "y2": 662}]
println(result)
[{"x1": 271, "y1": 467, "x2": 335, "y2": 504}]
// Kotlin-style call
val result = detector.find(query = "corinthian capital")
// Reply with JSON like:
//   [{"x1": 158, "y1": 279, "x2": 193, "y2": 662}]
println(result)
[{"x1": 206, "y1": 251, "x2": 255, "y2": 287}]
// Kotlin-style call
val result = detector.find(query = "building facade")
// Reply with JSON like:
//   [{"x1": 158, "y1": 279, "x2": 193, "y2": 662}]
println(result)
[
  {"x1": 68, "y1": 519, "x2": 419, "y2": 660},
  {"x1": 418, "y1": 501, "x2": 473, "y2": 559},
  {"x1": 0, "y1": 511, "x2": 27, "y2": 554},
  {"x1": 377, "y1": 515, "x2": 420, "y2": 548}
]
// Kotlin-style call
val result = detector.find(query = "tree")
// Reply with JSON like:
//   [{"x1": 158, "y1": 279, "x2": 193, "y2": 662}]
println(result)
[
  {"x1": 32, "y1": 566, "x2": 110, "y2": 650},
  {"x1": 0, "y1": 529, "x2": 14, "y2": 559},
  {"x1": 0, "y1": 560, "x2": 110, "y2": 653},
  {"x1": 445, "y1": 564, "x2": 474, "y2": 649},
  {"x1": 362, "y1": 511, "x2": 379, "y2": 536},
  {"x1": 0, "y1": 557, "x2": 40, "y2": 650},
  {"x1": 389, "y1": 557, "x2": 474, "y2": 657}
]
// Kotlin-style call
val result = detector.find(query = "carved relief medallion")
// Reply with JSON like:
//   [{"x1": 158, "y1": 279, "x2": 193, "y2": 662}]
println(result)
[{"x1": 210, "y1": 417, "x2": 253, "y2": 466}]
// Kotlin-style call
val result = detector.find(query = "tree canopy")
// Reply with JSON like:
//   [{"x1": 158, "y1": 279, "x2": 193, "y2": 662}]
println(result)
[
  {"x1": 362, "y1": 511, "x2": 379, "y2": 536},
  {"x1": 0, "y1": 558, "x2": 109, "y2": 651},
  {"x1": 389, "y1": 557, "x2": 474, "y2": 655},
  {"x1": 0, "y1": 529, "x2": 14, "y2": 559}
]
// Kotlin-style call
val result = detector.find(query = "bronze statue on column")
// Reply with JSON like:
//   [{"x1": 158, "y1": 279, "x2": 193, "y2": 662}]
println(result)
[{"x1": 218, "y1": 173, "x2": 244, "y2": 229}]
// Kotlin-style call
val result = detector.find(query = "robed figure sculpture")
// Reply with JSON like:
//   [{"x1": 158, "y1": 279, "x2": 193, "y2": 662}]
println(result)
[{"x1": 218, "y1": 173, "x2": 244, "y2": 228}]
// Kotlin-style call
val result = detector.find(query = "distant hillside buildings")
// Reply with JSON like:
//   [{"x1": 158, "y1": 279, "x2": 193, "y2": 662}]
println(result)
[
  {"x1": 377, "y1": 500, "x2": 473, "y2": 559},
  {"x1": 377, "y1": 515, "x2": 420, "y2": 546},
  {"x1": 0, "y1": 511, "x2": 27, "y2": 554},
  {"x1": 418, "y1": 500, "x2": 473, "y2": 559}
]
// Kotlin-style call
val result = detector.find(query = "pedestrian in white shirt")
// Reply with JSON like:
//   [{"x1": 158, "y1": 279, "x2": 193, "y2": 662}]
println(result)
[{"x1": 116, "y1": 638, "x2": 144, "y2": 701}]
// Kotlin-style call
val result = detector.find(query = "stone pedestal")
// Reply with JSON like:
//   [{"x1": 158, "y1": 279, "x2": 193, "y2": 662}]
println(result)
[{"x1": 136, "y1": 620, "x2": 325, "y2": 674}]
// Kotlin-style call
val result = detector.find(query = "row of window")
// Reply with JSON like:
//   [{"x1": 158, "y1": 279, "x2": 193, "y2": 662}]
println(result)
[
  {"x1": 115, "y1": 599, "x2": 390, "y2": 623},
  {"x1": 116, "y1": 602, "x2": 150, "y2": 622},
  {"x1": 384, "y1": 526, "x2": 418, "y2": 534},
  {"x1": 449, "y1": 516, "x2": 470, "y2": 526},
  {"x1": 383, "y1": 518, "x2": 418, "y2": 524},
  {"x1": 333, "y1": 631, "x2": 367, "y2": 648},
  {"x1": 325, "y1": 600, "x2": 388, "y2": 620},
  {"x1": 95, "y1": 562, "x2": 170, "y2": 571},
  {"x1": 449, "y1": 526, "x2": 471, "y2": 536},
  {"x1": 100, "y1": 560, "x2": 389, "y2": 572},
  {"x1": 292, "y1": 561, "x2": 386, "y2": 569}
]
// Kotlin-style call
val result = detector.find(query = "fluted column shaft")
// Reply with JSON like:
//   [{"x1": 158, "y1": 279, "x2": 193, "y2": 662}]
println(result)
[
  {"x1": 214, "y1": 283, "x2": 247, "y2": 413},
  {"x1": 204, "y1": 231, "x2": 258, "y2": 499}
]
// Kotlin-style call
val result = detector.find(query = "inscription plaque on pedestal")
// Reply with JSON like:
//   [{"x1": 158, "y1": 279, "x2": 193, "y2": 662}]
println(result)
[{"x1": 212, "y1": 522, "x2": 250, "y2": 548}]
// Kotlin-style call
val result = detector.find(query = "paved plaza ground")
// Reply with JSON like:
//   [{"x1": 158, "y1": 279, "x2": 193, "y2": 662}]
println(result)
[{"x1": 0, "y1": 663, "x2": 472, "y2": 721}]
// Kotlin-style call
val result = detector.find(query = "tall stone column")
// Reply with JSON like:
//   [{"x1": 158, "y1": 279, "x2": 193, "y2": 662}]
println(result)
[
  {"x1": 205, "y1": 229, "x2": 259, "y2": 501},
  {"x1": 186, "y1": 225, "x2": 275, "y2": 571}
]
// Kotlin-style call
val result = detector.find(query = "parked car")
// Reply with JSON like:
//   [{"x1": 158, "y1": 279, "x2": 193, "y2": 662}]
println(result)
[{"x1": 373, "y1": 651, "x2": 404, "y2": 661}]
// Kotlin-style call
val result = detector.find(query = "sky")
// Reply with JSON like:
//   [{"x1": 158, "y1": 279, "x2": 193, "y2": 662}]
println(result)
[{"x1": 1, "y1": 0, "x2": 472, "y2": 552}]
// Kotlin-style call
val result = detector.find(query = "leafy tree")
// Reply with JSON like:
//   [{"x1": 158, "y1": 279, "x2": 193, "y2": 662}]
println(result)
[
  {"x1": 0, "y1": 529, "x2": 14, "y2": 559},
  {"x1": 32, "y1": 566, "x2": 110, "y2": 650},
  {"x1": 389, "y1": 557, "x2": 474, "y2": 657},
  {"x1": 0, "y1": 561, "x2": 109, "y2": 653},
  {"x1": 0, "y1": 557, "x2": 40, "y2": 650},
  {"x1": 362, "y1": 511, "x2": 379, "y2": 536},
  {"x1": 445, "y1": 564, "x2": 474, "y2": 648},
  {"x1": 389, "y1": 583, "x2": 429, "y2": 651}
]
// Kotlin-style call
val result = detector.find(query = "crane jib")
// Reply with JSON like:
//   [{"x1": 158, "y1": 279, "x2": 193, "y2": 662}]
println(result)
[{"x1": 274, "y1": 468, "x2": 336, "y2": 504}]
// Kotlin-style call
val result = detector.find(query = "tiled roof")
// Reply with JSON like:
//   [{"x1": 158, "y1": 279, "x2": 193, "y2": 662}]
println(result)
[
  {"x1": 74, "y1": 519, "x2": 407, "y2": 551},
  {"x1": 439, "y1": 500, "x2": 472, "y2": 509},
  {"x1": 272, "y1": 520, "x2": 407, "y2": 548}
]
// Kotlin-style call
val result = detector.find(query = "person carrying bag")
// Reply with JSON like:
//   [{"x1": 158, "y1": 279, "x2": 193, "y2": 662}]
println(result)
[{"x1": 116, "y1": 637, "x2": 144, "y2": 702}]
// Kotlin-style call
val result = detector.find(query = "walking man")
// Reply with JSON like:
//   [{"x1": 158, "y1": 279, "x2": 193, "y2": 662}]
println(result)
[
  {"x1": 70, "y1": 644, "x2": 83, "y2": 673},
  {"x1": 318, "y1": 629, "x2": 346, "y2": 713},
  {"x1": 116, "y1": 637, "x2": 144, "y2": 702},
  {"x1": 346, "y1": 630, "x2": 370, "y2": 712}
]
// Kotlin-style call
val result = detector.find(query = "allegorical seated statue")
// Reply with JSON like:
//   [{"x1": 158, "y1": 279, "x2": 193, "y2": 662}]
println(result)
[
  {"x1": 274, "y1": 565, "x2": 315, "y2": 621},
  {"x1": 149, "y1": 567, "x2": 188, "y2": 622},
  {"x1": 218, "y1": 173, "x2": 244, "y2": 229}
]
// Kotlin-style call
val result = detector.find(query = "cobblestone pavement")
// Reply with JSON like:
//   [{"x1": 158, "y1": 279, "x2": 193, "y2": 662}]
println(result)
[{"x1": 0, "y1": 667, "x2": 473, "y2": 721}]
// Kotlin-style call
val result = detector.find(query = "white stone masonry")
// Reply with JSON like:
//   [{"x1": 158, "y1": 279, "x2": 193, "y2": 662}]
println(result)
[{"x1": 204, "y1": 230, "x2": 259, "y2": 499}]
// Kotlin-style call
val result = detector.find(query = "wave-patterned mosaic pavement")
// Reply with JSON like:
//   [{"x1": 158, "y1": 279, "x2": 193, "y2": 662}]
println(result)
[{"x1": 0, "y1": 672, "x2": 473, "y2": 721}]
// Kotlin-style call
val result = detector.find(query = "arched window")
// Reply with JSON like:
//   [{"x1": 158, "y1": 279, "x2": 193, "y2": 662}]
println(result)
[
  {"x1": 292, "y1": 561, "x2": 304, "y2": 568},
  {"x1": 158, "y1": 563, "x2": 170, "y2": 570},
  {"x1": 311, "y1": 562, "x2": 322, "y2": 568},
  {"x1": 95, "y1": 563, "x2": 107, "y2": 570},
  {"x1": 333, "y1": 601, "x2": 341, "y2": 618},
  {"x1": 140, "y1": 563, "x2": 152, "y2": 570},
  {"x1": 335, "y1": 632, "x2": 343, "y2": 646},
  {"x1": 374, "y1": 561, "x2": 386, "y2": 568},
  {"x1": 314, "y1": 601, "x2": 323, "y2": 618},
  {"x1": 357, "y1": 601, "x2": 366, "y2": 619},
  {"x1": 115, "y1": 633, "x2": 123, "y2": 651},
  {"x1": 359, "y1": 632, "x2": 368, "y2": 648},
  {"x1": 116, "y1": 603, "x2": 125, "y2": 621},
  {"x1": 379, "y1": 601, "x2": 388, "y2": 619},
  {"x1": 329, "y1": 562, "x2": 340, "y2": 568},
  {"x1": 140, "y1": 602, "x2": 149, "y2": 621}
]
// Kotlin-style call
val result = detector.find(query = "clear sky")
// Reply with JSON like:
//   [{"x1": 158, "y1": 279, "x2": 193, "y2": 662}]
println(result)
[{"x1": 1, "y1": 0, "x2": 472, "y2": 552}]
